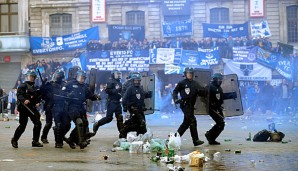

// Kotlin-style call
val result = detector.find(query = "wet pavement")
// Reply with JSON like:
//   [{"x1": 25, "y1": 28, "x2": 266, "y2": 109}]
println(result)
[{"x1": 0, "y1": 111, "x2": 298, "y2": 171}]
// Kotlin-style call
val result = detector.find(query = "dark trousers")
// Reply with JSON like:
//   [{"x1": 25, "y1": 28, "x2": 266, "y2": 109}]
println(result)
[
  {"x1": 207, "y1": 107, "x2": 225, "y2": 141},
  {"x1": 95, "y1": 102, "x2": 123, "y2": 134},
  {"x1": 177, "y1": 104, "x2": 199, "y2": 143},
  {"x1": 52, "y1": 104, "x2": 68, "y2": 144},
  {"x1": 13, "y1": 106, "x2": 42, "y2": 142},
  {"x1": 41, "y1": 106, "x2": 53, "y2": 140},
  {"x1": 68, "y1": 105, "x2": 87, "y2": 144},
  {"x1": 10, "y1": 102, "x2": 16, "y2": 114},
  {"x1": 121, "y1": 108, "x2": 147, "y2": 138}
]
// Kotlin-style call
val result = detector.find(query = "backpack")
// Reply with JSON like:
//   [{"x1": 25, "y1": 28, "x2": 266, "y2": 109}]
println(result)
[{"x1": 253, "y1": 129, "x2": 271, "y2": 142}]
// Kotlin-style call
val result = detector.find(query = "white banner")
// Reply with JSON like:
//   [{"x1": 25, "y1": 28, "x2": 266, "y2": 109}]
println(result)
[
  {"x1": 223, "y1": 59, "x2": 272, "y2": 81},
  {"x1": 91, "y1": 0, "x2": 106, "y2": 22},
  {"x1": 249, "y1": 0, "x2": 264, "y2": 17},
  {"x1": 250, "y1": 20, "x2": 271, "y2": 38},
  {"x1": 156, "y1": 48, "x2": 175, "y2": 64}
]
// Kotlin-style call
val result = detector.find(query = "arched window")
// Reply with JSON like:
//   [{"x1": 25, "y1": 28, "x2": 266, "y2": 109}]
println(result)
[
  {"x1": 287, "y1": 5, "x2": 298, "y2": 43},
  {"x1": 210, "y1": 8, "x2": 229, "y2": 24},
  {"x1": 126, "y1": 11, "x2": 145, "y2": 25},
  {"x1": 50, "y1": 13, "x2": 72, "y2": 36}
]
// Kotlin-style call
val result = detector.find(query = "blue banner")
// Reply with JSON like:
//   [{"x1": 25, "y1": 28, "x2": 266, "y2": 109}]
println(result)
[
  {"x1": 202, "y1": 22, "x2": 248, "y2": 38},
  {"x1": 108, "y1": 25, "x2": 145, "y2": 42},
  {"x1": 162, "y1": 19, "x2": 193, "y2": 37},
  {"x1": 275, "y1": 56, "x2": 294, "y2": 81},
  {"x1": 181, "y1": 50, "x2": 199, "y2": 66},
  {"x1": 198, "y1": 47, "x2": 220, "y2": 66},
  {"x1": 85, "y1": 50, "x2": 150, "y2": 72},
  {"x1": 30, "y1": 26, "x2": 99, "y2": 55},
  {"x1": 255, "y1": 47, "x2": 279, "y2": 69},
  {"x1": 149, "y1": 48, "x2": 181, "y2": 64},
  {"x1": 162, "y1": 0, "x2": 190, "y2": 16},
  {"x1": 233, "y1": 46, "x2": 257, "y2": 63}
]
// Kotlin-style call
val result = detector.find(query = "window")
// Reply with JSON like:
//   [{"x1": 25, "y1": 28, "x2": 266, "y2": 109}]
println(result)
[
  {"x1": 287, "y1": 5, "x2": 298, "y2": 43},
  {"x1": 50, "y1": 13, "x2": 72, "y2": 36},
  {"x1": 126, "y1": 11, "x2": 145, "y2": 25},
  {"x1": 210, "y1": 8, "x2": 229, "y2": 24},
  {"x1": 0, "y1": 3, "x2": 18, "y2": 33}
]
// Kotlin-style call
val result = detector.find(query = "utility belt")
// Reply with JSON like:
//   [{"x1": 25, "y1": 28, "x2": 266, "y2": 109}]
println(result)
[{"x1": 107, "y1": 98, "x2": 120, "y2": 103}]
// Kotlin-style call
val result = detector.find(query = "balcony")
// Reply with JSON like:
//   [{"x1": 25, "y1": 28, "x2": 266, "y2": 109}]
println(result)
[{"x1": 0, "y1": 34, "x2": 30, "y2": 52}]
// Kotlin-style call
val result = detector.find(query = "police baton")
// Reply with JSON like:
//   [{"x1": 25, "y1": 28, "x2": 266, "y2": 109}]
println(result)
[
  {"x1": 20, "y1": 101, "x2": 35, "y2": 116},
  {"x1": 37, "y1": 69, "x2": 45, "y2": 85}
]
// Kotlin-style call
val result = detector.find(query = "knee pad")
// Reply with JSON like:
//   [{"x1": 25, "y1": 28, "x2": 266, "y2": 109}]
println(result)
[{"x1": 75, "y1": 118, "x2": 83, "y2": 127}]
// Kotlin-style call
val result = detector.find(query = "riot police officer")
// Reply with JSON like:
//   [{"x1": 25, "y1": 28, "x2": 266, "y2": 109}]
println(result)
[
  {"x1": 121, "y1": 71, "x2": 139, "y2": 96},
  {"x1": 63, "y1": 70, "x2": 100, "y2": 149},
  {"x1": 121, "y1": 72, "x2": 148, "y2": 138},
  {"x1": 41, "y1": 70, "x2": 68, "y2": 148},
  {"x1": 92, "y1": 70, "x2": 124, "y2": 137},
  {"x1": 205, "y1": 73, "x2": 237, "y2": 145},
  {"x1": 173, "y1": 67, "x2": 205, "y2": 146},
  {"x1": 40, "y1": 76, "x2": 52, "y2": 144},
  {"x1": 11, "y1": 70, "x2": 43, "y2": 148}
]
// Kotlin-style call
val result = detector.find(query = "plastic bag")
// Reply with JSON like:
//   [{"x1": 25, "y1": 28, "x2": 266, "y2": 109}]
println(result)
[
  {"x1": 143, "y1": 141, "x2": 151, "y2": 153},
  {"x1": 141, "y1": 128, "x2": 153, "y2": 142},
  {"x1": 168, "y1": 133, "x2": 181, "y2": 150},
  {"x1": 113, "y1": 138, "x2": 127, "y2": 147},
  {"x1": 129, "y1": 141, "x2": 143, "y2": 153},
  {"x1": 127, "y1": 132, "x2": 137, "y2": 142},
  {"x1": 120, "y1": 142, "x2": 131, "y2": 150},
  {"x1": 150, "y1": 139, "x2": 166, "y2": 152}
]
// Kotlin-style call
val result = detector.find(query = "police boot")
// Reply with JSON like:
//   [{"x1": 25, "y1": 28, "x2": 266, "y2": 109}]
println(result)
[
  {"x1": 32, "y1": 141, "x2": 43, "y2": 147},
  {"x1": 53, "y1": 126, "x2": 64, "y2": 148},
  {"x1": 193, "y1": 139, "x2": 204, "y2": 146},
  {"x1": 76, "y1": 118, "x2": 87, "y2": 149},
  {"x1": 11, "y1": 138, "x2": 18, "y2": 148},
  {"x1": 205, "y1": 131, "x2": 220, "y2": 145},
  {"x1": 92, "y1": 122, "x2": 100, "y2": 136}
]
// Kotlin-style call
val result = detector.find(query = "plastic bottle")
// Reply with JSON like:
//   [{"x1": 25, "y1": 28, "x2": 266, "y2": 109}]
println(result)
[{"x1": 213, "y1": 152, "x2": 221, "y2": 161}]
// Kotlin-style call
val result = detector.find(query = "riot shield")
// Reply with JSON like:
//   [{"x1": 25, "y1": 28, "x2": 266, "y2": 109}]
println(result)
[
  {"x1": 141, "y1": 74, "x2": 155, "y2": 115},
  {"x1": 67, "y1": 66, "x2": 80, "y2": 81},
  {"x1": 193, "y1": 69, "x2": 212, "y2": 115},
  {"x1": 221, "y1": 74, "x2": 243, "y2": 117},
  {"x1": 86, "y1": 68, "x2": 97, "y2": 113}
]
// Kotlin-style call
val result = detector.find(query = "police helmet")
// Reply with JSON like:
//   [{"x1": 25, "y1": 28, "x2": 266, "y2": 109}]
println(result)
[
  {"x1": 212, "y1": 73, "x2": 223, "y2": 80},
  {"x1": 131, "y1": 72, "x2": 142, "y2": 86},
  {"x1": 76, "y1": 70, "x2": 87, "y2": 78},
  {"x1": 53, "y1": 69, "x2": 65, "y2": 81},
  {"x1": 127, "y1": 71, "x2": 139, "y2": 79},
  {"x1": 184, "y1": 67, "x2": 194, "y2": 75},
  {"x1": 26, "y1": 70, "x2": 37, "y2": 78},
  {"x1": 111, "y1": 69, "x2": 122, "y2": 79}
]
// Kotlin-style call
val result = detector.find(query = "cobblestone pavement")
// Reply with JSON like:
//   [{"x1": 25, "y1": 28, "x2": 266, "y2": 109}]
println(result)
[{"x1": 0, "y1": 111, "x2": 298, "y2": 171}]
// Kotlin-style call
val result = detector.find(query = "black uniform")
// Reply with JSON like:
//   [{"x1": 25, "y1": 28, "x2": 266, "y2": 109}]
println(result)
[
  {"x1": 41, "y1": 80, "x2": 69, "y2": 147},
  {"x1": 121, "y1": 79, "x2": 133, "y2": 96},
  {"x1": 40, "y1": 82, "x2": 53, "y2": 144},
  {"x1": 173, "y1": 78, "x2": 205, "y2": 145},
  {"x1": 12, "y1": 81, "x2": 43, "y2": 147},
  {"x1": 63, "y1": 79, "x2": 98, "y2": 149},
  {"x1": 93, "y1": 77, "x2": 124, "y2": 137},
  {"x1": 205, "y1": 81, "x2": 236, "y2": 144},
  {"x1": 121, "y1": 85, "x2": 147, "y2": 138}
]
